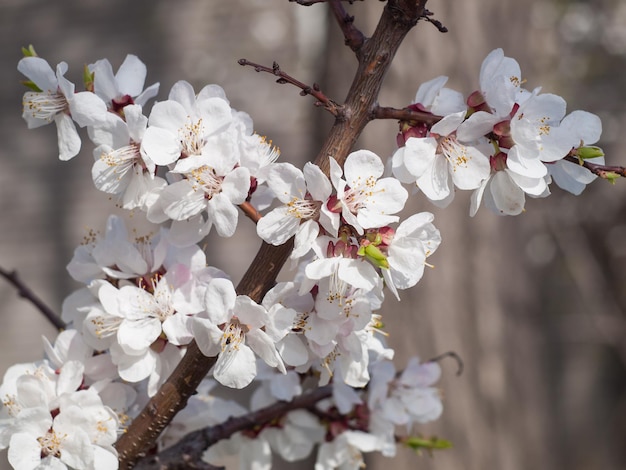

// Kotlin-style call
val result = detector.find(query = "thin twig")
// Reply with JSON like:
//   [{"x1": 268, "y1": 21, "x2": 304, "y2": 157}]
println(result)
[
  {"x1": 238, "y1": 59, "x2": 343, "y2": 117},
  {"x1": 134, "y1": 385, "x2": 333, "y2": 469},
  {"x1": 428, "y1": 351, "x2": 464, "y2": 376},
  {"x1": 0, "y1": 266, "x2": 66, "y2": 331},
  {"x1": 421, "y1": 8, "x2": 448, "y2": 33},
  {"x1": 563, "y1": 155, "x2": 626, "y2": 179},
  {"x1": 329, "y1": 0, "x2": 366, "y2": 52}
]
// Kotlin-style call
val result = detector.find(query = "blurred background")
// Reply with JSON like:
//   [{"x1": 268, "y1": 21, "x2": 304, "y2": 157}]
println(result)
[{"x1": 1, "y1": 1, "x2": 626, "y2": 469}]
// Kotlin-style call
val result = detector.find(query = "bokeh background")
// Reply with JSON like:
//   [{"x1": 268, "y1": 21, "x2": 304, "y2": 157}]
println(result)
[{"x1": 1, "y1": 1, "x2": 626, "y2": 469}]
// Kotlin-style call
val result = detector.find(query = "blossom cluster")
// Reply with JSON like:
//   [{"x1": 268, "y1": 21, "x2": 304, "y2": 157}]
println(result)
[
  {"x1": 392, "y1": 48, "x2": 604, "y2": 215},
  {"x1": 0, "y1": 46, "x2": 606, "y2": 469}
]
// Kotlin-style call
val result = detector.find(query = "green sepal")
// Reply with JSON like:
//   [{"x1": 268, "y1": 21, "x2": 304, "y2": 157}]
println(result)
[
  {"x1": 359, "y1": 244, "x2": 389, "y2": 269},
  {"x1": 20, "y1": 80, "x2": 42, "y2": 92},
  {"x1": 83, "y1": 64, "x2": 95, "y2": 91},
  {"x1": 21, "y1": 45, "x2": 38, "y2": 57},
  {"x1": 404, "y1": 435, "x2": 452, "y2": 456},
  {"x1": 577, "y1": 146, "x2": 604, "y2": 161}
]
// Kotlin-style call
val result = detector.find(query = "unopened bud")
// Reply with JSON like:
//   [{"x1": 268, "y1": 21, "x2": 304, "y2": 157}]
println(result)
[
  {"x1": 359, "y1": 243, "x2": 390, "y2": 269},
  {"x1": 576, "y1": 145, "x2": 604, "y2": 160}
]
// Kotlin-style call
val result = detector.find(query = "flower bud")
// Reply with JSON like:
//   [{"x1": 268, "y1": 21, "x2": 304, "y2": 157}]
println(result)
[{"x1": 576, "y1": 145, "x2": 604, "y2": 160}]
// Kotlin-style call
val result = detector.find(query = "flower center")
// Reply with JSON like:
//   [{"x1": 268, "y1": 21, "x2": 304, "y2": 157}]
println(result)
[
  {"x1": 23, "y1": 91, "x2": 68, "y2": 122},
  {"x1": 100, "y1": 142, "x2": 143, "y2": 170},
  {"x1": 221, "y1": 319, "x2": 248, "y2": 352},
  {"x1": 179, "y1": 117, "x2": 205, "y2": 158},
  {"x1": 439, "y1": 136, "x2": 471, "y2": 171},
  {"x1": 286, "y1": 198, "x2": 320, "y2": 220},
  {"x1": 37, "y1": 429, "x2": 66, "y2": 458},
  {"x1": 188, "y1": 165, "x2": 224, "y2": 199}
]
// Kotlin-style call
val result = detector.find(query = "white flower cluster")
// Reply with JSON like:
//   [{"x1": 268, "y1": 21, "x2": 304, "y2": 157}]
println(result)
[
  {"x1": 2, "y1": 46, "x2": 605, "y2": 469},
  {"x1": 392, "y1": 48, "x2": 604, "y2": 215}
]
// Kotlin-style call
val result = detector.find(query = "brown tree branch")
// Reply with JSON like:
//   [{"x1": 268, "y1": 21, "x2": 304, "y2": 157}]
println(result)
[
  {"x1": 116, "y1": 1, "x2": 434, "y2": 467},
  {"x1": 238, "y1": 59, "x2": 343, "y2": 117},
  {"x1": 0, "y1": 266, "x2": 66, "y2": 331},
  {"x1": 373, "y1": 105, "x2": 443, "y2": 125},
  {"x1": 134, "y1": 385, "x2": 333, "y2": 470}
]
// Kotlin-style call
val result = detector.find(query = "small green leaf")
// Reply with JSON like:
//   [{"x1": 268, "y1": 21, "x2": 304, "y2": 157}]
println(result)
[
  {"x1": 21, "y1": 45, "x2": 38, "y2": 57},
  {"x1": 603, "y1": 171, "x2": 620, "y2": 184},
  {"x1": 404, "y1": 435, "x2": 452, "y2": 456}
]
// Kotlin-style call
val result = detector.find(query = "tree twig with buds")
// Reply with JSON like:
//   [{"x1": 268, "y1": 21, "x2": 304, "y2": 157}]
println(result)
[
  {"x1": 238, "y1": 59, "x2": 343, "y2": 117},
  {"x1": 564, "y1": 155, "x2": 626, "y2": 180}
]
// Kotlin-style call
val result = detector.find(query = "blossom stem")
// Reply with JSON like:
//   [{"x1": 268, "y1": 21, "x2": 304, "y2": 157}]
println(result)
[
  {"x1": 0, "y1": 266, "x2": 66, "y2": 331},
  {"x1": 239, "y1": 201, "x2": 262, "y2": 225}
]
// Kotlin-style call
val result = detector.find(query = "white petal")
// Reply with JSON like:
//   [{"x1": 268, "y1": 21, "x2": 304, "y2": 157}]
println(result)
[
  {"x1": 55, "y1": 114, "x2": 81, "y2": 161},
  {"x1": 213, "y1": 342, "x2": 257, "y2": 389},
  {"x1": 69, "y1": 92, "x2": 108, "y2": 128},
  {"x1": 487, "y1": 171, "x2": 525, "y2": 215},
  {"x1": 402, "y1": 137, "x2": 437, "y2": 179},
  {"x1": 203, "y1": 278, "x2": 236, "y2": 324},
  {"x1": 90, "y1": 58, "x2": 118, "y2": 102},
  {"x1": 161, "y1": 181, "x2": 206, "y2": 220},
  {"x1": 257, "y1": 206, "x2": 300, "y2": 245},
  {"x1": 8, "y1": 433, "x2": 43, "y2": 470},
  {"x1": 292, "y1": 220, "x2": 319, "y2": 259},
  {"x1": 430, "y1": 110, "x2": 465, "y2": 136},
  {"x1": 506, "y1": 145, "x2": 548, "y2": 178},
  {"x1": 116, "y1": 54, "x2": 147, "y2": 97},
  {"x1": 303, "y1": 162, "x2": 332, "y2": 201},
  {"x1": 141, "y1": 126, "x2": 182, "y2": 166},
  {"x1": 267, "y1": 163, "x2": 306, "y2": 203},
  {"x1": 18, "y1": 57, "x2": 57, "y2": 91},
  {"x1": 344, "y1": 150, "x2": 384, "y2": 183},
  {"x1": 118, "y1": 317, "x2": 162, "y2": 352},
  {"x1": 207, "y1": 193, "x2": 239, "y2": 237},
  {"x1": 416, "y1": 154, "x2": 451, "y2": 201}
]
